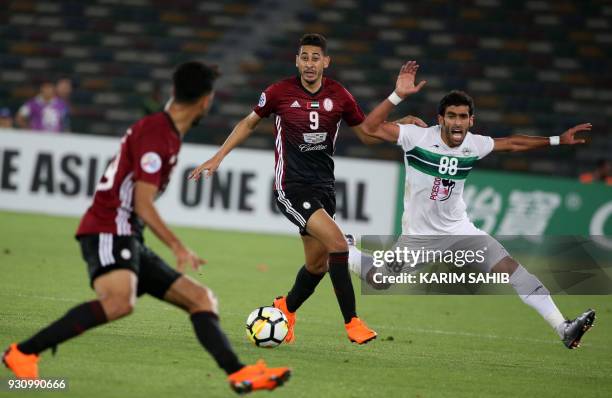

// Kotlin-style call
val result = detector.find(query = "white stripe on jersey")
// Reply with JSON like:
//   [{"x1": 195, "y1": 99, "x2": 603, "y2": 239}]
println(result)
[
  {"x1": 332, "y1": 120, "x2": 341, "y2": 152},
  {"x1": 98, "y1": 233, "x2": 116, "y2": 266},
  {"x1": 273, "y1": 116, "x2": 306, "y2": 226},
  {"x1": 116, "y1": 172, "x2": 134, "y2": 235},
  {"x1": 274, "y1": 116, "x2": 284, "y2": 190},
  {"x1": 405, "y1": 154, "x2": 473, "y2": 171}
]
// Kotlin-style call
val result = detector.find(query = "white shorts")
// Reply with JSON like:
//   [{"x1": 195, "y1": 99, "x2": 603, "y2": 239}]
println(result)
[{"x1": 377, "y1": 221, "x2": 510, "y2": 274}]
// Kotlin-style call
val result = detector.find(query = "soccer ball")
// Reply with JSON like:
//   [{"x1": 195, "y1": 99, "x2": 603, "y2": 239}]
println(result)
[{"x1": 245, "y1": 306, "x2": 288, "y2": 348}]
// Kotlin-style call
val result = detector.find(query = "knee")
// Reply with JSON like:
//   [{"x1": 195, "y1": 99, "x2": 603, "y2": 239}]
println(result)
[
  {"x1": 306, "y1": 260, "x2": 328, "y2": 275},
  {"x1": 101, "y1": 297, "x2": 135, "y2": 320},
  {"x1": 189, "y1": 286, "x2": 218, "y2": 315},
  {"x1": 327, "y1": 236, "x2": 349, "y2": 253},
  {"x1": 491, "y1": 256, "x2": 519, "y2": 275}
]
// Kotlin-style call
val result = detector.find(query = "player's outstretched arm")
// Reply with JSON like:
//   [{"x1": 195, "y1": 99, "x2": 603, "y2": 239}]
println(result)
[
  {"x1": 188, "y1": 111, "x2": 262, "y2": 180},
  {"x1": 392, "y1": 115, "x2": 428, "y2": 127},
  {"x1": 361, "y1": 61, "x2": 427, "y2": 143},
  {"x1": 352, "y1": 114, "x2": 427, "y2": 145},
  {"x1": 493, "y1": 123, "x2": 592, "y2": 152},
  {"x1": 134, "y1": 181, "x2": 206, "y2": 272}
]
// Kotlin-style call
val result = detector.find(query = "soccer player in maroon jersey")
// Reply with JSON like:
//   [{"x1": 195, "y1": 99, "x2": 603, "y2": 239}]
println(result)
[
  {"x1": 3, "y1": 62, "x2": 291, "y2": 394},
  {"x1": 190, "y1": 34, "x2": 423, "y2": 344}
]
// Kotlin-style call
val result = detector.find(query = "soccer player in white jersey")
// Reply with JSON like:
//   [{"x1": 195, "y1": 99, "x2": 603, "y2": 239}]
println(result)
[{"x1": 348, "y1": 61, "x2": 595, "y2": 349}]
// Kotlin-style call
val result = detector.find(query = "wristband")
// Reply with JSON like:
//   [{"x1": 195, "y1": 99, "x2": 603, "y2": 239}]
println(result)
[
  {"x1": 549, "y1": 136, "x2": 560, "y2": 146},
  {"x1": 387, "y1": 91, "x2": 403, "y2": 106}
]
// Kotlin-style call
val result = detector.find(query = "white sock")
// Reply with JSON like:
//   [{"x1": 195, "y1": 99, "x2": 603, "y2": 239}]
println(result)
[
  {"x1": 348, "y1": 245, "x2": 375, "y2": 280},
  {"x1": 509, "y1": 265, "x2": 566, "y2": 337}
]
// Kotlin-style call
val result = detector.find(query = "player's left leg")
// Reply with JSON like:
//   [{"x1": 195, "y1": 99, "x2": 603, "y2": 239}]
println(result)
[
  {"x1": 139, "y1": 247, "x2": 291, "y2": 393},
  {"x1": 491, "y1": 256, "x2": 595, "y2": 349},
  {"x1": 305, "y1": 210, "x2": 377, "y2": 344}
]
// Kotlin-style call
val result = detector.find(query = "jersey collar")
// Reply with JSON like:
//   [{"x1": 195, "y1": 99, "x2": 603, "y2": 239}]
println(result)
[
  {"x1": 162, "y1": 111, "x2": 181, "y2": 139},
  {"x1": 296, "y1": 75, "x2": 325, "y2": 97}
]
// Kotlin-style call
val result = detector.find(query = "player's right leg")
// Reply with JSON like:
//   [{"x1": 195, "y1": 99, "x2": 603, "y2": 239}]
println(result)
[
  {"x1": 274, "y1": 235, "x2": 327, "y2": 343},
  {"x1": 3, "y1": 234, "x2": 138, "y2": 378},
  {"x1": 346, "y1": 235, "x2": 392, "y2": 290},
  {"x1": 3, "y1": 270, "x2": 136, "y2": 378}
]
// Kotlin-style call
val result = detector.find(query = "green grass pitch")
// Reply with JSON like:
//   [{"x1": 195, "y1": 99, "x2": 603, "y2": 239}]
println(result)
[{"x1": 1, "y1": 211, "x2": 611, "y2": 397}]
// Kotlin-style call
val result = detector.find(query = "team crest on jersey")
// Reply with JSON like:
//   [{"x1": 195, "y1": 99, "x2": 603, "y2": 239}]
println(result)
[
  {"x1": 430, "y1": 177, "x2": 455, "y2": 201},
  {"x1": 258, "y1": 92, "x2": 266, "y2": 107},
  {"x1": 141, "y1": 152, "x2": 162, "y2": 174},
  {"x1": 323, "y1": 98, "x2": 333, "y2": 111},
  {"x1": 303, "y1": 132, "x2": 327, "y2": 144}
]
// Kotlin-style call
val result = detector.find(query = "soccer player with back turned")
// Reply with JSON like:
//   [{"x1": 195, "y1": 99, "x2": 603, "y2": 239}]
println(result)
[
  {"x1": 3, "y1": 62, "x2": 291, "y2": 394},
  {"x1": 189, "y1": 34, "x2": 424, "y2": 344}
]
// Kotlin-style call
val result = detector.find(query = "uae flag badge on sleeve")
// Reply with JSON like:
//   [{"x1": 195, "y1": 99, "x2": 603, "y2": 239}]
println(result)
[{"x1": 307, "y1": 101, "x2": 320, "y2": 110}]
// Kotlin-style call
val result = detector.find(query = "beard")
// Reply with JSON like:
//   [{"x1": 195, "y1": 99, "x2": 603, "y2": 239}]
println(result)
[
  {"x1": 442, "y1": 125, "x2": 468, "y2": 147},
  {"x1": 191, "y1": 112, "x2": 205, "y2": 127}
]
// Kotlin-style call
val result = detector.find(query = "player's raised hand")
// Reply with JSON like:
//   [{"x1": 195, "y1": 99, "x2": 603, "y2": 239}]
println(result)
[
  {"x1": 560, "y1": 123, "x2": 592, "y2": 145},
  {"x1": 188, "y1": 156, "x2": 221, "y2": 180},
  {"x1": 395, "y1": 61, "x2": 427, "y2": 98},
  {"x1": 393, "y1": 115, "x2": 428, "y2": 127}
]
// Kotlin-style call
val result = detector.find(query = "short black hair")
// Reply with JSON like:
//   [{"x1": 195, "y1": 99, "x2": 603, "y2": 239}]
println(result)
[
  {"x1": 299, "y1": 33, "x2": 327, "y2": 54},
  {"x1": 173, "y1": 61, "x2": 220, "y2": 104},
  {"x1": 438, "y1": 90, "x2": 475, "y2": 116}
]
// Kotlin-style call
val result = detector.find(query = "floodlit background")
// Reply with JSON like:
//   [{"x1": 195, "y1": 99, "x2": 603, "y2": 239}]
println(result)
[{"x1": 1, "y1": 0, "x2": 611, "y2": 174}]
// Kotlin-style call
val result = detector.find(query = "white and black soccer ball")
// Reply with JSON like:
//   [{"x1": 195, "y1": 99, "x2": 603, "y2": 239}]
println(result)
[{"x1": 245, "y1": 306, "x2": 288, "y2": 348}]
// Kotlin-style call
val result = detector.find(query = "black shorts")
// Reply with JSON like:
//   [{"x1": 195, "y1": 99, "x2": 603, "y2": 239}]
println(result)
[
  {"x1": 274, "y1": 186, "x2": 336, "y2": 235},
  {"x1": 78, "y1": 234, "x2": 181, "y2": 299}
]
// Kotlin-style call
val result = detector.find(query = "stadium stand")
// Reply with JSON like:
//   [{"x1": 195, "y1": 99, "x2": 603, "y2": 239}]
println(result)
[{"x1": 1, "y1": 0, "x2": 610, "y2": 177}]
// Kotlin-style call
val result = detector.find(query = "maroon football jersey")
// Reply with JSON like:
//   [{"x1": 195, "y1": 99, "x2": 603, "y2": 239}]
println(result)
[
  {"x1": 76, "y1": 112, "x2": 181, "y2": 236},
  {"x1": 253, "y1": 76, "x2": 365, "y2": 190}
]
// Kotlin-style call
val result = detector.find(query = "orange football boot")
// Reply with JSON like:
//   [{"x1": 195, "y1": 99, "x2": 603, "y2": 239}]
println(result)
[
  {"x1": 2, "y1": 343, "x2": 39, "y2": 379},
  {"x1": 345, "y1": 317, "x2": 377, "y2": 344},
  {"x1": 273, "y1": 296, "x2": 296, "y2": 343},
  {"x1": 227, "y1": 360, "x2": 291, "y2": 394}
]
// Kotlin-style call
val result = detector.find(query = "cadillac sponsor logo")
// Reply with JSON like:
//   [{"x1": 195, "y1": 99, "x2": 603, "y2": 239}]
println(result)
[
  {"x1": 299, "y1": 143, "x2": 328, "y2": 152},
  {"x1": 303, "y1": 132, "x2": 327, "y2": 144}
]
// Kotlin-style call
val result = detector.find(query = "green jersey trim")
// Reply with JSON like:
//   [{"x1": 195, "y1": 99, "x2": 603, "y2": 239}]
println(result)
[{"x1": 405, "y1": 147, "x2": 478, "y2": 180}]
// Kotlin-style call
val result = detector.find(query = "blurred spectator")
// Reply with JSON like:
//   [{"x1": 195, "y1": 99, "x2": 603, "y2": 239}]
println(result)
[
  {"x1": 579, "y1": 159, "x2": 612, "y2": 186},
  {"x1": 142, "y1": 82, "x2": 163, "y2": 115},
  {"x1": 16, "y1": 81, "x2": 69, "y2": 132},
  {"x1": 56, "y1": 77, "x2": 73, "y2": 131},
  {"x1": 0, "y1": 107, "x2": 14, "y2": 128},
  {"x1": 56, "y1": 78, "x2": 72, "y2": 102}
]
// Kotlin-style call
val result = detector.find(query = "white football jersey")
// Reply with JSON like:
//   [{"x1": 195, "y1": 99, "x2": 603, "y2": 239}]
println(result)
[{"x1": 397, "y1": 124, "x2": 494, "y2": 235}]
